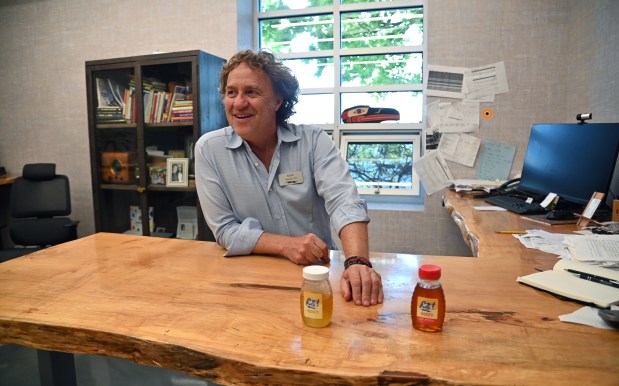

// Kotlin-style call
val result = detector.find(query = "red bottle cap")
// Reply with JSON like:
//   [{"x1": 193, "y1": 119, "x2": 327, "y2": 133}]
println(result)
[{"x1": 419, "y1": 264, "x2": 441, "y2": 280}]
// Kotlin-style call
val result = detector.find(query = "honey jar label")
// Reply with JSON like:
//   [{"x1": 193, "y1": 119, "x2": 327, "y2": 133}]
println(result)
[
  {"x1": 416, "y1": 296, "x2": 439, "y2": 320},
  {"x1": 303, "y1": 292, "x2": 323, "y2": 319}
]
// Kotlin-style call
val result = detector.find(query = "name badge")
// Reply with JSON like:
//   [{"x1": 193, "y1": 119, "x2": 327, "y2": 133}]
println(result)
[{"x1": 278, "y1": 171, "x2": 304, "y2": 186}]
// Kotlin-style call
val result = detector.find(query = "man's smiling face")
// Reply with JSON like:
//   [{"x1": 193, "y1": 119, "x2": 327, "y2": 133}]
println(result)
[{"x1": 224, "y1": 63, "x2": 283, "y2": 144}]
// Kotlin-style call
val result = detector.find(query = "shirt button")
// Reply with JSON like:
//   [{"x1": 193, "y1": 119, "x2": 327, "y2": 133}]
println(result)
[{"x1": 254, "y1": 162, "x2": 259, "y2": 167}]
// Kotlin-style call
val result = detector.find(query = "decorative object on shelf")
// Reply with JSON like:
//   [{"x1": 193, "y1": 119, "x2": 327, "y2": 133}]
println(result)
[
  {"x1": 166, "y1": 158, "x2": 189, "y2": 187},
  {"x1": 176, "y1": 206, "x2": 198, "y2": 239},
  {"x1": 100, "y1": 152, "x2": 137, "y2": 184},
  {"x1": 341, "y1": 105, "x2": 400, "y2": 123},
  {"x1": 130, "y1": 205, "x2": 154, "y2": 233},
  {"x1": 168, "y1": 149, "x2": 185, "y2": 158},
  {"x1": 149, "y1": 166, "x2": 166, "y2": 185}
]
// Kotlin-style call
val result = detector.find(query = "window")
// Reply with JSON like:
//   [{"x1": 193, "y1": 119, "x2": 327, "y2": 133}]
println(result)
[
  {"x1": 257, "y1": 0, "x2": 426, "y2": 201},
  {"x1": 340, "y1": 133, "x2": 420, "y2": 195}
]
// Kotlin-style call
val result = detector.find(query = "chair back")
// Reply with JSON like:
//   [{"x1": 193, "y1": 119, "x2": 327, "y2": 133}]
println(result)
[{"x1": 8, "y1": 163, "x2": 77, "y2": 247}]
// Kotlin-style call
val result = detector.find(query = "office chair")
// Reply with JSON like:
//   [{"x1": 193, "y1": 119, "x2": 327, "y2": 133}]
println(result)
[{"x1": 0, "y1": 163, "x2": 79, "y2": 263}]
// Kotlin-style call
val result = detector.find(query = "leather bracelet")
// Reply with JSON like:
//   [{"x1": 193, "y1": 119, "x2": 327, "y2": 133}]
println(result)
[{"x1": 344, "y1": 255, "x2": 372, "y2": 270}]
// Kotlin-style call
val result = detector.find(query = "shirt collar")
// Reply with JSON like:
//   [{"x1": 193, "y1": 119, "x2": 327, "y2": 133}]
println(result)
[{"x1": 226, "y1": 124, "x2": 300, "y2": 149}]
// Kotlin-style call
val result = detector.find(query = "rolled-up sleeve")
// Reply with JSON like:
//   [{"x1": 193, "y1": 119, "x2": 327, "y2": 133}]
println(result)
[
  {"x1": 312, "y1": 129, "x2": 369, "y2": 234},
  {"x1": 329, "y1": 201, "x2": 369, "y2": 235},
  {"x1": 195, "y1": 131, "x2": 264, "y2": 256},
  {"x1": 221, "y1": 217, "x2": 264, "y2": 256}
]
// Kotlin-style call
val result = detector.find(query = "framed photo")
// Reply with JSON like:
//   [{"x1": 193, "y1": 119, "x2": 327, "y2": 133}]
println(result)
[{"x1": 166, "y1": 158, "x2": 189, "y2": 187}]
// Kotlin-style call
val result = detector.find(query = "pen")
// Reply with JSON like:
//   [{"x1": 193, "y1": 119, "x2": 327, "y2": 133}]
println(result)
[
  {"x1": 566, "y1": 269, "x2": 619, "y2": 289},
  {"x1": 496, "y1": 230, "x2": 528, "y2": 234}
]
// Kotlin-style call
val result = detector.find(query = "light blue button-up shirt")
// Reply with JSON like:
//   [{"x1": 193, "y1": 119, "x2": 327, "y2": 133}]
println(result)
[{"x1": 195, "y1": 123, "x2": 369, "y2": 256}]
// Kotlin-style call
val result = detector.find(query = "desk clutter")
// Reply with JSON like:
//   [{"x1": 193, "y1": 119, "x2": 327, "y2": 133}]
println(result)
[{"x1": 512, "y1": 229, "x2": 619, "y2": 328}]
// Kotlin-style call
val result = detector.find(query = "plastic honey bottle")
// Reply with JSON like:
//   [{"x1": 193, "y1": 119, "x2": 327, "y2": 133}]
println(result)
[
  {"x1": 300, "y1": 266, "x2": 333, "y2": 328},
  {"x1": 411, "y1": 264, "x2": 445, "y2": 332}
]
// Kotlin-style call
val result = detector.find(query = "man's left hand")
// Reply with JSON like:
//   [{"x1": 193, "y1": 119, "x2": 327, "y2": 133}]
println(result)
[{"x1": 340, "y1": 264, "x2": 383, "y2": 306}]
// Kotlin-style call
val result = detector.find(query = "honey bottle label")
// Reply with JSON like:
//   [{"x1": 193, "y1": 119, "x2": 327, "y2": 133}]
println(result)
[
  {"x1": 415, "y1": 296, "x2": 439, "y2": 320},
  {"x1": 303, "y1": 292, "x2": 323, "y2": 319}
]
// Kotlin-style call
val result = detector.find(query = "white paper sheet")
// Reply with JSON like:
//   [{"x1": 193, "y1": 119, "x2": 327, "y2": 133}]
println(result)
[
  {"x1": 464, "y1": 61, "x2": 509, "y2": 102},
  {"x1": 426, "y1": 65, "x2": 466, "y2": 99},
  {"x1": 427, "y1": 101, "x2": 480, "y2": 133},
  {"x1": 438, "y1": 133, "x2": 481, "y2": 167},
  {"x1": 559, "y1": 305, "x2": 618, "y2": 330},
  {"x1": 564, "y1": 234, "x2": 619, "y2": 263},
  {"x1": 413, "y1": 151, "x2": 453, "y2": 195}
]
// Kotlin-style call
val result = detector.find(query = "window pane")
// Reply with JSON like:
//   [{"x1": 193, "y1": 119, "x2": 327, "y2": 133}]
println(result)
[
  {"x1": 260, "y1": 0, "x2": 332, "y2": 12},
  {"x1": 341, "y1": 0, "x2": 395, "y2": 3},
  {"x1": 290, "y1": 94, "x2": 334, "y2": 124},
  {"x1": 260, "y1": 15, "x2": 334, "y2": 53},
  {"x1": 345, "y1": 142, "x2": 413, "y2": 190},
  {"x1": 283, "y1": 58, "x2": 334, "y2": 89},
  {"x1": 341, "y1": 8, "x2": 423, "y2": 48},
  {"x1": 341, "y1": 91, "x2": 423, "y2": 123},
  {"x1": 341, "y1": 53, "x2": 422, "y2": 86}
]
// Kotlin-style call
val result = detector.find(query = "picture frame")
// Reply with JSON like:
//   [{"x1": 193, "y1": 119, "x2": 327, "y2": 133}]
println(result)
[{"x1": 166, "y1": 158, "x2": 189, "y2": 187}]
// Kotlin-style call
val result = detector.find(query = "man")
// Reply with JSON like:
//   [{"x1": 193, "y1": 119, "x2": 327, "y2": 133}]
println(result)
[{"x1": 195, "y1": 50, "x2": 383, "y2": 306}]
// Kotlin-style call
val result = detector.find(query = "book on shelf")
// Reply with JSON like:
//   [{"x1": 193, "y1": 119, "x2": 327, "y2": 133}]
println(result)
[
  {"x1": 95, "y1": 77, "x2": 136, "y2": 123},
  {"x1": 96, "y1": 106, "x2": 125, "y2": 123},
  {"x1": 517, "y1": 259, "x2": 619, "y2": 308},
  {"x1": 95, "y1": 78, "x2": 116, "y2": 107},
  {"x1": 167, "y1": 85, "x2": 193, "y2": 122}
]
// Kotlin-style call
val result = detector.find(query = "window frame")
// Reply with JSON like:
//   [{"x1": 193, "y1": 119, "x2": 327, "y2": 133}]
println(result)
[
  {"x1": 255, "y1": 0, "x2": 427, "y2": 199},
  {"x1": 340, "y1": 132, "x2": 421, "y2": 196}
]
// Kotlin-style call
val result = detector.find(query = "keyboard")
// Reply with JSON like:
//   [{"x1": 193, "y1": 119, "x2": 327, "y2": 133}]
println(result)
[{"x1": 484, "y1": 195, "x2": 548, "y2": 215}]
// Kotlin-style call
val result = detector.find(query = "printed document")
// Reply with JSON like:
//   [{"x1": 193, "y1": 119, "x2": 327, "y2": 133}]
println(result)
[
  {"x1": 426, "y1": 101, "x2": 480, "y2": 133},
  {"x1": 564, "y1": 234, "x2": 619, "y2": 263},
  {"x1": 426, "y1": 65, "x2": 466, "y2": 99},
  {"x1": 413, "y1": 151, "x2": 453, "y2": 195},
  {"x1": 464, "y1": 61, "x2": 509, "y2": 102},
  {"x1": 438, "y1": 133, "x2": 481, "y2": 167}
]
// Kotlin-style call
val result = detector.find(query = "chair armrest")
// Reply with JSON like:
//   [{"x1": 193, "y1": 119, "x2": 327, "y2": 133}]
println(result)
[{"x1": 63, "y1": 221, "x2": 80, "y2": 228}]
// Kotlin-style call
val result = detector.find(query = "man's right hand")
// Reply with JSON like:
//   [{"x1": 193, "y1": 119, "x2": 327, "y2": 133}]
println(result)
[{"x1": 253, "y1": 232, "x2": 330, "y2": 265}]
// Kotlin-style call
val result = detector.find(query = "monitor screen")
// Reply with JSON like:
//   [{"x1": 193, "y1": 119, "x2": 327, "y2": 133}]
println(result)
[{"x1": 519, "y1": 123, "x2": 619, "y2": 208}]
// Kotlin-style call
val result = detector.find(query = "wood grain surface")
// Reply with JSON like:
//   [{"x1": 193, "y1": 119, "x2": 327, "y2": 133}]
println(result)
[
  {"x1": 443, "y1": 189, "x2": 578, "y2": 263},
  {"x1": 1, "y1": 232, "x2": 618, "y2": 385}
]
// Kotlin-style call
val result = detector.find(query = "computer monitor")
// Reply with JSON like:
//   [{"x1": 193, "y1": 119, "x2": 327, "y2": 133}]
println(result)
[{"x1": 518, "y1": 123, "x2": 619, "y2": 210}]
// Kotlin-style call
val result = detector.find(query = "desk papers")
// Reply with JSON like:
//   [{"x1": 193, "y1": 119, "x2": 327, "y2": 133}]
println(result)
[
  {"x1": 559, "y1": 305, "x2": 618, "y2": 330},
  {"x1": 564, "y1": 234, "x2": 619, "y2": 264},
  {"x1": 450, "y1": 179, "x2": 505, "y2": 192},
  {"x1": 514, "y1": 229, "x2": 572, "y2": 258},
  {"x1": 517, "y1": 259, "x2": 619, "y2": 308}
]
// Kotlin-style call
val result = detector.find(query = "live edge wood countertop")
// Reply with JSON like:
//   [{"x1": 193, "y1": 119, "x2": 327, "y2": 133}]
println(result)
[{"x1": 0, "y1": 232, "x2": 618, "y2": 385}]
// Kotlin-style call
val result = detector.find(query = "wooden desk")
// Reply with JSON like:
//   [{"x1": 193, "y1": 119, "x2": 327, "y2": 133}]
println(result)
[
  {"x1": 0, "y1": 176, "x2": 16, "y2": 186},
  {"x1": 0, "y1": 232, "x2": 618, "y2": 385},
  {"x1": 442, "y1": 189, "x2": 578, "y2": 263}
]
